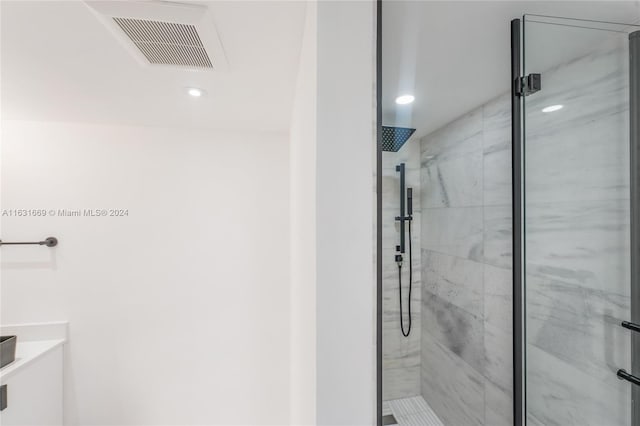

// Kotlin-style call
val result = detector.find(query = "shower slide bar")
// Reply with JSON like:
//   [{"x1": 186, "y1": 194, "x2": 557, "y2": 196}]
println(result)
[{"x1": 0, "y1": 237, "x2": 58, "y2": 247}]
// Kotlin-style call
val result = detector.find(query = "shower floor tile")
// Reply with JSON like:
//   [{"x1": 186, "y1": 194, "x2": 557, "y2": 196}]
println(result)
[{"x1": 384, "y1": 396, "x2": 444, "y2": 426}]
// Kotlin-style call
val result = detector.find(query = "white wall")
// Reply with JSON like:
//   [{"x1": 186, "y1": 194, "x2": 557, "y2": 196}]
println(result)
[
  {"x1": 289, "y1": 1, "x2": 317, "y2": 424},
  {"x1": 315, "y1": 1, "x2": 377, "y2": 424},
  {"x1": 0, "y1": 120, "x2": 291, "y2": 425}
]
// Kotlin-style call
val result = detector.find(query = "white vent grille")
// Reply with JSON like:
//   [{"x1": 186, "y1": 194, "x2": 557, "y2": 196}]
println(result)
[{"x1": 113, "y1": 17, "x2": 213, "y2": 69}]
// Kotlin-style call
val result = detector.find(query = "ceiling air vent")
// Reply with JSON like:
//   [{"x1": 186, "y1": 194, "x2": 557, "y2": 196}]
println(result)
[
  {"x1": 85, "y1": 1, "x2": 228, "y2": 71},
  {"x1": 113, "y1": 18, "x2": 212, "y2": 68}
]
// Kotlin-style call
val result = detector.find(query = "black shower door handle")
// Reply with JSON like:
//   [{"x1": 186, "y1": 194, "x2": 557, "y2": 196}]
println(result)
[
  {"x1": 622, "y1": 321, "x2": 640, "y2": 333},
  {"x1": 617, "y1": 369, "x2": 640, "y2": 386}
]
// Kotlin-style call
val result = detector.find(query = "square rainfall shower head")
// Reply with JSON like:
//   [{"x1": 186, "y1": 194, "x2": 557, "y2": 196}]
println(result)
[{"x1": 382, "y1": 126, "x2": 416, "y2": 152}]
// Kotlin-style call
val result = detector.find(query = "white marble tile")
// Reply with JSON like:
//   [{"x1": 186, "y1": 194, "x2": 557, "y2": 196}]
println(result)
[
  {"x1": 421, "y1": 207, "x2": 483, "y2": 261},
  {"x1": 382, "y1": 246, "x2": 421, "y2": 298},
  {"x1": 421, "y1": 249, "x2": 483, "y2": 318},
  {"x1": 520, "y1": 41, "x2": 632, "y2": 426},
  {"x1": 483, "y1": 204, "x2": 512, "y2": 269},
  {"x1": 421, "y1": 132, "x2": 483, "y2": 208},
  {"x1": 525, "y1": 42, "x2": 629, "y2": 205},
  {"x1": 525, "y1": 39, "x2": 628, "y2": 136},
  {"x1": 484, "y1": 264, "x2": 512, "y2": 334},
  {"x1": 525, "y1": 199, "x2": 630, "y2": 296},
  {"x1": 422, "y1": 291, "x2": 485, "y2": 373},
  {"x1": 421, "y1": 109, "x2": 483, "y2": 159},
  {"x1": 526, "y1": 274, "x2": 630, "y2": 390},
  {"x1": 382, "y1": 264, "x2": 422, "y2": 314},
  {"x1": 384, "y1": 365, "x2": 421, "y2": 401},
  {"x1": 482, "y1": 94, "x2": 511, "y2": 153},
  {"x1": 482, "y1": 94, "x2": 513, "y2": 207},
  {"x1": 484, "y1": 379, "x2": 513, "y2": 426},
  {"x1": 413, "y1": 37, "x2": 633, "y2": 426},
  {"x1": 527, "y1": 413, "x2": 546, "y2": 426},
  {"x1": 526, "y1": 343, "x2": 631, "y2": 426},
  {"x1": 483, "y1": 148, "x2": 511, "y2": 208},
  {"x1": 382, "y1": 299, "x2": 421, "y2": 368},
  {"x1": 483, "y1": 321, "x2": 512, "y2": 395},
  {"x1": 383, "y1": 319, "x2": 421, "y2": 371},
  {"x1": 421, "y1": 334, "x2": 485, "y2": 426},
  {"x1": 525, "y1": 112, "x2": 629, "y2": 205}
]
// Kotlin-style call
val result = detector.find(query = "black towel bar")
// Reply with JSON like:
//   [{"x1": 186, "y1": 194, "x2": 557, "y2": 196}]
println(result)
[{"x1": 0, "y1": 237, "x2": 58, "y2": 247}]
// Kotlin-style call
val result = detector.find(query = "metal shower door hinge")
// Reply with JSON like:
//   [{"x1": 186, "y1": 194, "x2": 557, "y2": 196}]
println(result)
[{"x1": 515, "y1": 73, "x2": 542, "y2": 96}]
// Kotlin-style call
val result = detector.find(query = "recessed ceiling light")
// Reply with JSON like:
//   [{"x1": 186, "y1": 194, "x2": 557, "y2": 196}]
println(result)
[
  {"x1": 395, "y1": 95, "x2": 415, "y2": 105},
  {"x1": 187, "y1": 87, "x2": 205, "y2": 97},
  {"x1": 542, "y1": 104, "x2": 563, "y2": 113}
]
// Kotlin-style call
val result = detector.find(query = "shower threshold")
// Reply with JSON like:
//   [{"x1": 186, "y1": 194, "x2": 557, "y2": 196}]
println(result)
[{"x1": 382, "y1": 395, "x2": 443, "y2": 426}]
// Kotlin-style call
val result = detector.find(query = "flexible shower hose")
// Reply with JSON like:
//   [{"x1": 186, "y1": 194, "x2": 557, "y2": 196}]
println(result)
[{"x1": 398, "y1": 220, "x2": 412, "y2": 337}]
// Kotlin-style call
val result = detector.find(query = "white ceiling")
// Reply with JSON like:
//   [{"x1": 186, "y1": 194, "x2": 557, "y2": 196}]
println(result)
[
  {"x1": 383, "y1": 1, "x2": 640, "y2": 138},
  {"x1": 0, "y1": 1, "x2": 306, "y2": 132}
]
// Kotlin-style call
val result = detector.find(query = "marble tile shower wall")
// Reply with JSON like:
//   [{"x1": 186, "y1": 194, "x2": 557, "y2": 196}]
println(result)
[
  {"x1": 418, "y1": 39, "x2": 631, "y2": 426},
  {"x1": 382, "y1": 139, "x2": 422, "y2": 401},
  {"x1": 419, "y1": 93, "x2": 514, "y2": 426},
  {"x1": 523, "y1": 40, "x2": 631, "y2": 426}
]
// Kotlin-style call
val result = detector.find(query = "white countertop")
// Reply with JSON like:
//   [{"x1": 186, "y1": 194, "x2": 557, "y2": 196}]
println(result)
[
  {"x1": 0, "y1": 322, "x2": 68, "y2": 382},
  {"x1": 0, "y1": 339, "x2": 65, "y2": 382}
]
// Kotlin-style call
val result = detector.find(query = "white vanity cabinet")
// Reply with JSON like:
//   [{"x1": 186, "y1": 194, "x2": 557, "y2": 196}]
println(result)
[{"x1": 0, "y1": 341, "x2": 64, "y2": 426}]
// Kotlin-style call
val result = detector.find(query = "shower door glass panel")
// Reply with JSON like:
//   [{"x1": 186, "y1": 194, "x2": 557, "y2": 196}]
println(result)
[{"x1": 523, "y1": 15, "x2": 639, "y2": 426}]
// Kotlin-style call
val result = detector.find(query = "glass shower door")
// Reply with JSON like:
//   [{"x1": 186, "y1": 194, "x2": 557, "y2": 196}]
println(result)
[{"x1": 522, "y1": 15, "x2": 640, "y2": 426}]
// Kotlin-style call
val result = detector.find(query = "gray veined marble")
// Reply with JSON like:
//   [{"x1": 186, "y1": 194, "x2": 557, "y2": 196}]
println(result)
[
  {"x1": 525, "y1": 39, "x2": 629, "y2": 139},
  {"x1": 421, "y1": 333, "x2": 485, "y2": 426},
  {"x1": 484, "y1": 378, "x2": 513, "y2": 426},
  {"x1": 525, "y1": 113, "x2": 630, "y2": 204},
  {"x1": 419, "y1": 57, "x2": 513, "y2": 425},
  {"x1": 422, "y1": 291, "x2": 485, "y2": 373},
  {"x1": 421, "y1": 132, "x2": 483, "y2": 208},
  {"x1": 421, "y1": 207, "x2": 483, "y2": 261},
  {"x1": 483, "y1": 321, "x2": 512, "y2": 395},
  {"x1": 384, "y1": 316, "x2": 421, "y2": 370},
  {"x1": 526, "y1": 273, "x2": 630, "y2": 390},
  {"x1": 483, "y1": 204, "x2": 512, "y2": 269},
  {"x1": 483, "y1": 264, "x2": 512, "y2": 334},
  {"x1": 384, "y1": 366, "x2": 422, "y2": 402},
  {"x1": 482, "y1": 94, "x2": 511, "y2": 153},
  {"x1": 483, "y1": 94, "x2": 512, "y2": 207},
  {"x1": 523, "y1": 32, "x2": 632, "y2": 426},
  {"x1": 421, "y1": 249, "x2": 483, "y2": 318},
  {"x1": 410, "y1": 22, "x2": 630, "y2": 426},
  {"x1": 525, "y1": 40, "x2": 630, "y2": 206},
  {"x1": 421, "y1": 109, "x2": 483, "y2": 159},
  {"x1": 525, "y1": 199, "x2": 630, "y2": 296},
  {"x1": 526, "y1": 343, "x2": 630, "y2": 426}
]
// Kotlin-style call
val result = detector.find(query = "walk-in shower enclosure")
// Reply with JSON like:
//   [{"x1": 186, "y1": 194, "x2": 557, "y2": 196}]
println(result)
[{"x1": 378, "y1": 7, "x2": 640, "y2": 426}]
